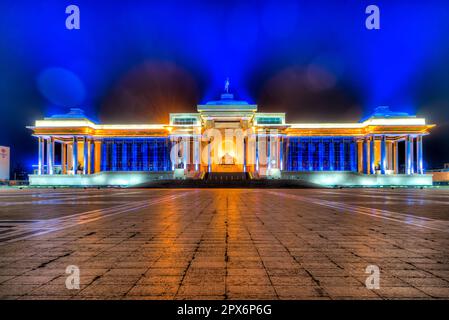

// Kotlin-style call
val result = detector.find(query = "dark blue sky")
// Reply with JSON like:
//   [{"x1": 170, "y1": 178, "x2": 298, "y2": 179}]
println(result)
[{"x1": 1, "y1": 0, "x2": 449, "y2": 171}]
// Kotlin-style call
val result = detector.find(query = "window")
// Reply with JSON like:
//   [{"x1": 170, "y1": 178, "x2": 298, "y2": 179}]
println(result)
[
  {"x1": 101, "y1": 138, "x2": 171, "y2": 172},
  {"x1": 257, "y1": 117, "x2": 282, "y2": 125},
  {"x1": 173, "y1": 118, "x2": 197, "y2": 125},
  {"x1": 286, "y1": 137, "x2": 357, "y2": 171}
]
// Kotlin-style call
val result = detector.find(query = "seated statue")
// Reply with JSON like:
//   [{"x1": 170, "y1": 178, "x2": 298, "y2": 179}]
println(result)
[{"x1": 221, "y1": 153, "x2": 235, "y2": 165}]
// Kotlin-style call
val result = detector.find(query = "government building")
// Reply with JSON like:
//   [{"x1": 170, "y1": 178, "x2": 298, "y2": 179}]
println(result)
[{"x1": 28, "y1": 89, "x2": 435, "y2": 187}]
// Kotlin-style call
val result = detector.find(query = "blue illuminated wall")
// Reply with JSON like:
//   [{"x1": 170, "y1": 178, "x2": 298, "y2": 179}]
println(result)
[
  {"x1": 285, "y1": 137, "x2": 357, "y2": 172},
  {"x1": 100, "y1": 138, "x2": 171, "y2": 172}
]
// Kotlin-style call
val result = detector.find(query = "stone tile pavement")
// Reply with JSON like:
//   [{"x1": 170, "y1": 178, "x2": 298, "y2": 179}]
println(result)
[{"x1": 0, "y1": 188, "x2": 448, "y2": 299}]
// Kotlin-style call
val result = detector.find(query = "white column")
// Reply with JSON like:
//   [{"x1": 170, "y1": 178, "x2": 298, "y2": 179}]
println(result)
[
  {"x1": 256, "y1": 135, "x2": 260, "y2": 172},
  {"x1": 393, "y1": 141, "x2": 399, "y2": 174},
  {"x1": 380, "y1": 135, "x2": 387, "y2": 174},
  {"x1": 279, "y1": 136, "x2": 283, "y2": 171},
  {"x1": 193, "y1": 134, "x2": 200, "y2": 171},
  {"x1": 83, "y1": 137, "x2": 88, "y2": 175},
  {"x1": 61, "y1": 142, "x2": 67, "y2": 174},
  {"x1": 405, "y1": 136, "x2": 412, "y2": 175},
  {"x1": 38, "y1": 137, "x2": 44, "y2": 175},
  {"x1": 408, "y1": 136, "x2": 414, "y2": 174},
  {"x1": 171, "y1": 137, "x2": 175, "y2": 170},
  {"x1": 72, "y1": 136, "x2": 78, "y2": 175},
  {"x1": 183, "y1": 137, "x2": 189, "y2": 170},
  {"x1": 270, "y1": 133, "x2": 277, "y2": 169},
  {"x1": 370, "y1": 137, "x2": 375, "y2": 174},
  {"x1": 87, "y1": 139, "x2": 92, "y2": 174},
  {"x1": 387, "y1": 141, "x2": 393, "y2": 172},
  {"x1": 243, "y1": 136, "x2": 247, "y2": 172},
  {"x1": 207, "y1": 140, "x2": 211, "y2": 172},
  {"x1": 417, "y1": 136, "x2": 423, "y2": 174},
  {"x1": 267, "y1": 135, "x2": 272, "y2": 169},
  {"x1": 46, "y1": 137, "x2": 54, "y2": 175}
]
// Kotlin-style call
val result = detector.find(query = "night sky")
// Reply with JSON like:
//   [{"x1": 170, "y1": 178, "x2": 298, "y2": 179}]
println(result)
[{"x1": 1, "y1": 0, "x2": 449, "y2": 175}]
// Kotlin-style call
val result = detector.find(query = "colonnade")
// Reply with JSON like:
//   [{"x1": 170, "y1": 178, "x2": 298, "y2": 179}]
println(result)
[
  {"x1": 37, "y1": 136, "x2": 101, "y2": 175},
  {"x1": 170, "y1": 132, "x2": 283, "y2": 173},
  {"x1": 359, "y1": 135, "x2": 424, "y2": 175},
  {"x1": 37, "y1": 134, "x2": 424, "y2": 175}
]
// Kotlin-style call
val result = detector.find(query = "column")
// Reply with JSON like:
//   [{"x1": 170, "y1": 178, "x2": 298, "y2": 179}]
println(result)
[
  {"x1": 72, "y1": 136, "x2": 78, "y2": 175},
  {"x1": 279, "y1": 136, "x2": 283, "y2": 171},
  {"x1": 207, "y1": 139, "x2": 211, "y2": 172},
  {"x1": 270, "y1": 133, "x2": 277, "y2": 169},
  {"x1": 94, "y1": 140, "x2": 102, "y2": 173},
  {"x1": 101, "y1": 140, "x2": 107, "y2": 171},
  {"x1": 362, "y1": 139, "x2": 368, "y2": 174},
  {"x1": 86, "y1": 139, "x2": 92, "y2": 174},
  {"x1": 173, "y1": 137, "x2": 179, "y2": 169},
  {"x1": 405, "y1": 136, "x2": 412, "y2": 175},
  {"x1": 410, "y1": 136, "x2": 415, "y2": 174},
  {"x1": 380, "y1": 135, "x2": 387, "y2": 174},
  {"x1": 357, "y1": 140, "x2": 363, "y2": 173},
  {"x1": 38, "y1": 137, "x2": 44, "y2": 175},
  {"x1": 90, "y1": 140, "x2": 95, "y2": 173},
  {"x1": 183, "y1": 137, "x2": 189, "y2": 170},
  {"x1": 387, "y1": 141, "x2": 393, "y2": 172},
  {"x1": 194, "y1": 134, "x2": 200, "y2": 171},
  {"x1": 370, "y1": 137, "x2": 375, "y2": 174},
  {"x1": 255, "y1": 135, "x2": 259, "y2": 172},
  {"x1": 246, "y1": 132, "x2": 254, "y2": 171},
  {"x1": 393, "y1": 141, "x2": 399, "y2": 174},
  {"x1": 267, "y1": 135, "x2": 272, "y2": 169},
  {"x1": 417, "y1": 136, "x2": 423, "y2": 174},
  {"x1": 62, "y1": 142, "x2": 67, "y2": 174},
  {"x1": 47, "y1": 137, "x2": 54, "y2": 175},
  {"x1": 243, "y1": 136, "x2": 247, "y2": 172},
  {"x1": 83, "y1": 137, "x2": 88, "y2": 175},
  {"x1": 67, "y1": 144, "x2": 73, "y2": 173}
]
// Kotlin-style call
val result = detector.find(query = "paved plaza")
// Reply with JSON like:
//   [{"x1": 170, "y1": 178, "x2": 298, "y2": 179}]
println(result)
[{"x1": 0, "y1": 187, "x2": 449, "y2": 300}]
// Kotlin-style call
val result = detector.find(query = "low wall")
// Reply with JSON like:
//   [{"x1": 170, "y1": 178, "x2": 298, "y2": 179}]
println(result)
[
  {"x1": 431, "y1": 171, "x2": 449, "y2": 183},
  {"x1": 281, "y1": 171, "x2": 433, "y2": 187},
  {"x1": 29, "y1": 171, "x2": 174, "y2": 187},
  {"x1": 29, "y1": 171, "x2": 433, "y2": 187}
]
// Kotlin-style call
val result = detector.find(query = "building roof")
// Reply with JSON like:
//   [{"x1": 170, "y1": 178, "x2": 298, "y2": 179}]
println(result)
[
  {"x1": 360, "y1": 106, "x2": 414, "y2": 122},
  {"x1": 45, "y1": 108, "x2": 97, "y2": 123},
  {"x1": 197, "y1": 93, "x2": 257, "y2": 112}
]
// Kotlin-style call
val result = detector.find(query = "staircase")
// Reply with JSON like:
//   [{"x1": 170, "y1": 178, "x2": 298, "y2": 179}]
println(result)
[{"x1": 204, "y1": 172, "x2": 249, "y2": 182}]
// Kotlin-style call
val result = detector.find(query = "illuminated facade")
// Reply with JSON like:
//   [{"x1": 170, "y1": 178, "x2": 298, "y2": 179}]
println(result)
[{"x1": 28, "y1": 92, "x2": 435, "y2": 186}]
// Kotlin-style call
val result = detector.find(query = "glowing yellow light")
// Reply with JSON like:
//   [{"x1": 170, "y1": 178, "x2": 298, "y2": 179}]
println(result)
[
  {"x1": 289, "y1": 123, "x2": 364, "y2": 129},
  {"x1": 288, "y1": 117, "x2": 427, "y2": 129},
  {"x1": 34, "y1": 120, "x2": 168, "y2": 130},
  {"x1": 363, "y1": 118, "x2": 426, "y2": 126}
]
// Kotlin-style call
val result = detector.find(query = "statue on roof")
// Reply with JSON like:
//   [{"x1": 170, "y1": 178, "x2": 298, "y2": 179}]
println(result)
[{"x1": 224, "y1": 77, "x2": 230, "y2": 93}]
